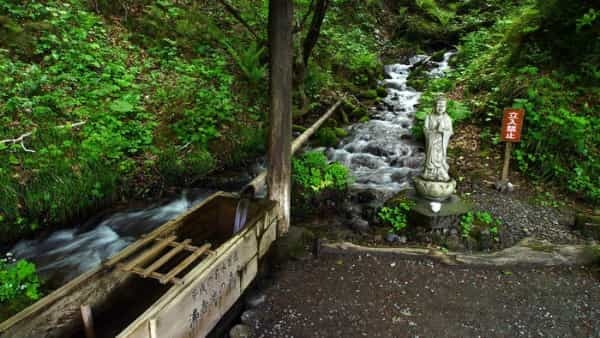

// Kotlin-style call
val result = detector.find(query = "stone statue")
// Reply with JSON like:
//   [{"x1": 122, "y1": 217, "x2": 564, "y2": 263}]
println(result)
[
  {"x1": 413, "y1": 96, "x2": 456, "y2": 202},
  {"x1": 422, "y1": 97, "x2": 453, "y2": 182}
]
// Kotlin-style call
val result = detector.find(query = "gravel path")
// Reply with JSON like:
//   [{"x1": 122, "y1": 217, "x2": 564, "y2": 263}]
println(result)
[
  {"x1": 465, "y1": 184, "x2": 584, "y2": 247},
  {"x1": 249, "y1": 252, "x2": 600, "y2": 338}
]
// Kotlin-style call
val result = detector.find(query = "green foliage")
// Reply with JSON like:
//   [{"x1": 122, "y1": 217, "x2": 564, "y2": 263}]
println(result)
[
  {"x1": 415, "y1": 0, "x2": 455, "y2": 25},
  {"x1": 320, "y1": 17, "x2": 382, "y2": 87},
  {"x1": 415, "y1": 0, "x2": 600, "y2": 204},
  {"x1": 0, "y1": 258, "x2": 41, "y2": 303},
  {"x1": 0, "y1": 0, "x2": 264, "y2": 240},
  {"x1": 460, "y1": 211, "x2": 501, "y2": 240},
  {"x1": 315, "y1": 127, "x2": 339, "y2": 147},
  {"x1": 460, "y1": 212, "x2": 475, "y2": 238},
  {"x1": 223, "y1": 40, "x2": 267, "y2": 86},
  {"x1": 378, "y1": 201, "x2": 414, "y2": 234},
  {"x1": 292, "y1": 151, "x2": 351, "y2": 195}
]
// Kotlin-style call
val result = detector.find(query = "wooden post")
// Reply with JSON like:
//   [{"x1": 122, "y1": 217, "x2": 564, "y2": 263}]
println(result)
[
  {"x1": 268, "y1": 0, "x2": 293, "y2": 235},
  {"x1": 80, "y1": 305, "x2": 96, "y2": 338},
  {"x1": 501, "y1": 141, "x2": 512, "y2": 182}
]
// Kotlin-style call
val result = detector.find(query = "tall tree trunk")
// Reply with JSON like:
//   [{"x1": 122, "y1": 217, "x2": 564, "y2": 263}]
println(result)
[
  {"x1": 268, "y1": 0, "x2": 294, "y2": 235},
  {"x1": 302, "y1": 0, "x2": 329, "y2": 66},
  {"x1": 294, "y1": 0, "x2": 330, "y2": 115}
]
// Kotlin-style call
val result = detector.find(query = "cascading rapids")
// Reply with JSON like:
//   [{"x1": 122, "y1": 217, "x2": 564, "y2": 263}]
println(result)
[
  {"x1": 9, "y1": 190, "x2": 213, "y2": 286},
  {"x1": 327, "y1": 52, "x2": 455, "y2": 194}
]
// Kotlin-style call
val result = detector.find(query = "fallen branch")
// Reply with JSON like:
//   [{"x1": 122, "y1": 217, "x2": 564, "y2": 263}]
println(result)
[{"x1": 0, "y1": 121, "x2": 87, "y2": 153}]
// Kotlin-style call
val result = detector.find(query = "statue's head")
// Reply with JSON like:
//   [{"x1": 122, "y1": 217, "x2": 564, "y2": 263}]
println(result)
[{"x1": 434, "y1": 96, "x2": 447, "y2": 115}]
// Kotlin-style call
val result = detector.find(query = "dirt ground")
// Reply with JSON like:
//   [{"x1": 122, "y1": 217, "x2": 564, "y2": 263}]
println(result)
[{"x1": 249, "y1": 252, "x2": 600, "y2": 338}]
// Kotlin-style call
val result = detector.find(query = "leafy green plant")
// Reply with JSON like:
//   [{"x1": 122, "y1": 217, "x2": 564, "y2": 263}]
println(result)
[
  {"x1": 0, "y1": 258, "x2": 41, "y2": 303},
  {"x1": 224, "y1": 41, "x2": 267, "y2": 85},
  {"x1": 460, "y1": 211, "x2": 502, "y2": 240},
  {"x1": 378, "y1": 201, "x2": 414, "y2": 234},
  {"x1": 315, "y1": 127, "x2": 339, "y2": 147},
  {"x1": 460, "y1": 212, "x2": 475, "y2": 238},
  {"x1": 292, "y1": 150, "x2": 351, "y2": 195}
]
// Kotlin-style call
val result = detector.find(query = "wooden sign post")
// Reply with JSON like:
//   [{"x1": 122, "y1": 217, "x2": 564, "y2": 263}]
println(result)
[{"x1": 499, "y1": 108, "x2": 525, "y2": 186}]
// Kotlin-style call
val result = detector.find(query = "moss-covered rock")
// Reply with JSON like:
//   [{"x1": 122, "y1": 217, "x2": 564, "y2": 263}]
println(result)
[
  {"x1": 334, "y1": 127, "x2": 349, "y2": 138},
  {"x1": 359, "y1": 89, "x2": 378, "y2": 100},
  {"x1": 431, "y1": 49, "x2": 447, "y2": 62},
  {"x1": 575, "y1": 213, "x2": 600, "y2": 240},
  {"x1": 315, "y1": 127, "x2": 339, "y2": 147},
  {"x1": 376, "y1": 86, "x2": 388, "y2": 98}
]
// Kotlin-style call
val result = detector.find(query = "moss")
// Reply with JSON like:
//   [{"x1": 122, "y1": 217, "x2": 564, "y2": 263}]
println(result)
[
  {"x1": 359, "y1": 115, "x2": 370, "y2": 123},
  {"x1": 385, "y1": 190, "x2": 412, "y2": 208},
  {"x1": 359, "y1": 89, "x2": 378, "y2": 100},
  {"x1": 524, "y1": 241, "x2": 557, "y2": 253},
  {"x1": 431, "y1": 49, "x2": 446, "y2": 62},
  {"x1": 334, "y1": 127, "x2": 349, "y2": 138},
  {"x1": 376, "y1": 86, "x2": 388, "y2": 98},
  {"x1": 583, "y1": 245, "x2": 600, "y2": 266},
  {"x1": 315, "y1": 128, "x2": 339, "y2": 147}
]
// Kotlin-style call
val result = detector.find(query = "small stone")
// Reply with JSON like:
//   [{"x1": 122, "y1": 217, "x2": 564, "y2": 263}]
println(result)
[
  {"x1": 386, "y1": 233, "x2": 400, "y2": 243},
  {"x1": 398, "y1": 236, "x2": 408, "y2": 244},
  {"x1": 229, "y1": 324, "x2": 255, "y2": 338},
  {"x1": 245, "y1": 292, "x2": 266, "y2": 309},
  {"x1": 241, "y1": 310, "x2": 260, "y2": 329},
  {"x1": 350, "y1": 215, "x2": 370, "y2": 232},
  {"x1": 506, "y1": 182, "x2": 515, "y2": 192}
]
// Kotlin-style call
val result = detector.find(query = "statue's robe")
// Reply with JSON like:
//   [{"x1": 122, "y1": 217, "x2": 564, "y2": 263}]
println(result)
[{"x1": 423, "y1": 113, "x2": 453, "y2": 181}]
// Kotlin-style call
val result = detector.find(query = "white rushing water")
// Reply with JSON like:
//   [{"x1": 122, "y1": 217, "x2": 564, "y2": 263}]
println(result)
[
  {"x1": 7, "y1": 52, "x2": 455, "y2": 287},
  {"x1": 328, "y1": 52, "x2": 454, "y2": 193},
  {"x1": 9, "y1": 190, "x2": 213, "y2": 285}
]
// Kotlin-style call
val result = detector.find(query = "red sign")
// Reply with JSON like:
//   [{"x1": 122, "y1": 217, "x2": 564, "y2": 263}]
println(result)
[{"x1": 501, "y1": 108, "x2": 525, "y2": 142}]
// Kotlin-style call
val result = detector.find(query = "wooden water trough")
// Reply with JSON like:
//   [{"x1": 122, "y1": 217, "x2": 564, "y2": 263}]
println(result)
[
  {"x1": 0, "y1": 192, "x2": 279, "y2": 338},
  {"x1": 0, "y1": 100, "x2": 342, "y2": 338}
]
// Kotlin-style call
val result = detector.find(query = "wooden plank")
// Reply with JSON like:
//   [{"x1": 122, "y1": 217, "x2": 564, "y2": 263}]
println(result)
[
  {"x1": 125, "y1": 266, "x2": 183, "y2": 285},
  {"x1": 0, "y1": 263, "x2": 102, "y2": 332},
  {"x1": 104, "y1": 192, "x2": 224, "y2": 267},
  {"x1": 159, "y1": 243, "x2": 212, "y2": 284},
  {"x1": 142, "y1": 239, "x2": 192, "y2": 278},
  {"x1": 122, "y1": 236, "x2": 177, "y2": 272},
  {"x1": 164, "y1": 240, "x2": 198, "y2": 252},
  {"x1": 143, "y1": 229, "x2": 258, "y2": 338},
  {"x1": 117, "y1": 204, "x2": 276, "y2": 338},
  {"x1": 80, "y1": 305, "x2": 96, "y2": 338}
]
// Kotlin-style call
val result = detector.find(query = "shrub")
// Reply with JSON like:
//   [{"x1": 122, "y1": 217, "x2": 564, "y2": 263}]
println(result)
[
  {"x1": 315, "y1": 128, "x2": 339, "y2": 148},
  {"x1": 292, "y1": 151, "x2": 351, "y2": 195},
  {"x1": 460, "y1": 211, "x2": 501, "y2": 240},
  {"x1": 0, "y1": 258, "x2": 41, "y2": 303},
  {"x1": 378, "y1": 201, "x2": 414, "y2": 234}
]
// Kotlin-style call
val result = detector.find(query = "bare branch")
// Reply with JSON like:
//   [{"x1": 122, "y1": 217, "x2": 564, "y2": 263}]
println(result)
[
  {"x1": 217, "y1": 0, "x2": 259, "y2": 40},
  {"x1": 1, "y1": 121, "x2": 87, "y2": 153},
  {"x1": 293, "y1": 0, "x2": 315, "y2": 34}
]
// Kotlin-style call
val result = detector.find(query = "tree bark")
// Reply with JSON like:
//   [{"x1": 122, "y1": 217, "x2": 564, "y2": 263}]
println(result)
[
  {"x1": 268, "y1": 0, "x2": 294, "y2": 235},
  {"x1": 302, "y1": 0, "x2": 329, "y2": 66},
  {"x1": 293, "y1": 0, "x2": 330, "y2": 115}
]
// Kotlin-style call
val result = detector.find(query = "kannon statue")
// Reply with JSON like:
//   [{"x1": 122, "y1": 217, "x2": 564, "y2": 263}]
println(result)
[{"x1": 422, "y1": 96, "x2": 453, "y2": 182}]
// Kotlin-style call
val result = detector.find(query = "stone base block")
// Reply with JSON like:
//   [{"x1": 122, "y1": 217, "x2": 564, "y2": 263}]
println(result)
[{"x1": 413, "y1": 176, "x2": 456, "y2": 201}]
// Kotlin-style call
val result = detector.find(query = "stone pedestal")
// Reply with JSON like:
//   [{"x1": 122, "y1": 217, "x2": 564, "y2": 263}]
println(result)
[
  {"x1": 407, "y1": 192, "x2": 472, "y2": 229},
  {"x1": 413, "y1": 176, "x2": 456, "y2": 202},
  {"x1": 405, "y1": 190, "x2": 473, "y2": 249}
]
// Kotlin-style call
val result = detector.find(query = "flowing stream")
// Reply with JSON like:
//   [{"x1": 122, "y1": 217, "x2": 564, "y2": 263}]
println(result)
[
  {"x1": 328, "y1": 52, "x2": 454, "y2": 196},
  {"x1": 9, "y1": 190, "x2": 214, "y2": 286},
  {"x1": 7, "y1": 52, "x2": 454, "y2": 288}
]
